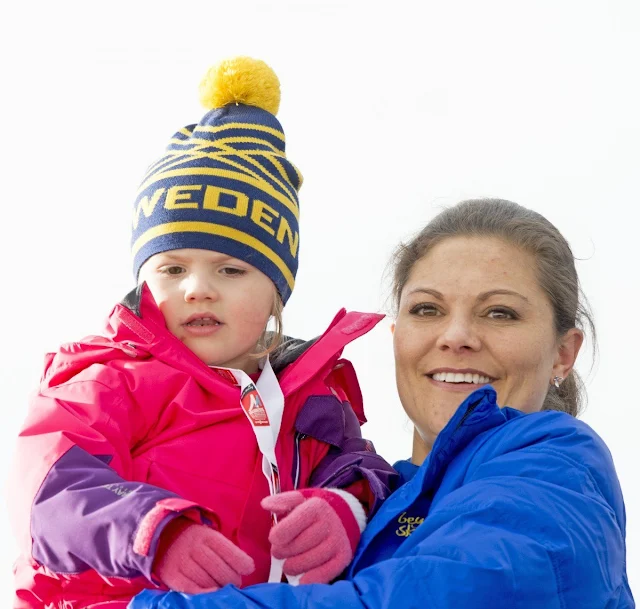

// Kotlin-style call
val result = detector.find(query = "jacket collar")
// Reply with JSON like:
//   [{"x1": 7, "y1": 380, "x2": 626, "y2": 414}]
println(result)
[
  {"x1": 415, "y1": 386, "x2": 506, "y2": 493},
  {"x1": 116, "y1": 282, "x2": 167, "y2": 340}
]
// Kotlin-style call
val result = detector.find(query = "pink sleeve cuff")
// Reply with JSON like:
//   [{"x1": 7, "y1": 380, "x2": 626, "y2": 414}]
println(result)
[{"x1": 325, "y1": 488, "x2": 367, "y2": 532}]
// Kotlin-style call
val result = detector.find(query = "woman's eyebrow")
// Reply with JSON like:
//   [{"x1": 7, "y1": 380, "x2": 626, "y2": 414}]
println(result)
[
  {"x1": 408, "y1": 288, "x2": 444, "y2": 300},
  {"x1": 477, "y1": 289, "x2": 530, "y2": 304}
]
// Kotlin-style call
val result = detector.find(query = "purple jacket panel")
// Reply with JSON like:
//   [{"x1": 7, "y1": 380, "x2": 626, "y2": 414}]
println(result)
[
  {"x1": 31, "y1": 445, "x2": 182, "y2": 580},
  {"x1": 295, "y1": 395, "x2": 398, "y2": 513}
]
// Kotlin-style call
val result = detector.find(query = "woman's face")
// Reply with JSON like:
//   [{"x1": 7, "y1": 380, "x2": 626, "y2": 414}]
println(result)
[{"x1": 393, "y1": 236, "x2": 582, "y2": 459}]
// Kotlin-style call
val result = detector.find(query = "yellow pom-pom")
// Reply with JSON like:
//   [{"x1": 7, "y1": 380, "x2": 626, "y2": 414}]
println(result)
[{"x1": 199, "y1": 57, "x2": 281, "y2": 115}]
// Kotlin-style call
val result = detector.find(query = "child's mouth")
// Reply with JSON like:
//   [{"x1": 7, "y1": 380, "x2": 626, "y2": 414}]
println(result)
[{"x1": 185, "y1": 318, "x2": 221, "y2": 327}]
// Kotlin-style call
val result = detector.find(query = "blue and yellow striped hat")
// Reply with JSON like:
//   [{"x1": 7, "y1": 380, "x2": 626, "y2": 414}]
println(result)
[{"x1": 131, "y1": 57, "x2": 302, "y2": 304}]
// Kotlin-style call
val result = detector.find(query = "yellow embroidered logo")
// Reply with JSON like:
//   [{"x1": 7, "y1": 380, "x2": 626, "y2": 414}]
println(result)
[{"x1": 395, "y1": 511, "x2": 425, "y2": 537}]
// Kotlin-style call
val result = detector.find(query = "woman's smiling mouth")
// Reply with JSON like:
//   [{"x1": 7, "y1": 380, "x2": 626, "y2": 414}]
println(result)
[{"x1": 426, "y1": 368, "x2": 496, "y2": 388}]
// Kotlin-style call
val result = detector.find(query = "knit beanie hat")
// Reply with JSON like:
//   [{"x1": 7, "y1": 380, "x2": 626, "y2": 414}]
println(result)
[{"x1": 131, "y1": 57, "x2": 302, "y2": 304}]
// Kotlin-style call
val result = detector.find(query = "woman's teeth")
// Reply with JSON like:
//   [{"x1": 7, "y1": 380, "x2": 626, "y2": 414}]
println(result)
[{"x1": 432, "y1": 372, "x2": 492, "y2": 384}]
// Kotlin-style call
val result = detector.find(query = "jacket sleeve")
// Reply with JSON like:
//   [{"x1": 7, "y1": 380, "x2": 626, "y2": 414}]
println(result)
[
  {"x1": 9, "y1": 366, "x2": 215, "y2": 583},
  {"x1": 304, "y1": 396, "x2": 398, "y2": 515},
  {"x1": 128, "y1": 418, "x2": 630, "y2": 609},
  {"x1": 292, "y1": 357, "x2": 398, "y2": 515}
]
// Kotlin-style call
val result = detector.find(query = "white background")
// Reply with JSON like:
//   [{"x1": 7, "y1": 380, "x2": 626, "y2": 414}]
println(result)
[{"x1": 0, "y1": 0, "x2": 637, "y2": 602}]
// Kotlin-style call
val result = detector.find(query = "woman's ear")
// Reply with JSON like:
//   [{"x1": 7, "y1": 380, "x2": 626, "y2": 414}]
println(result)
[{"x1": 552, "y1": 328, "x2": 584, "y2": 381}]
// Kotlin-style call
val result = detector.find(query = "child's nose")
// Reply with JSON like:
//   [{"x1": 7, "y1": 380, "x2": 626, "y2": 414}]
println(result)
[{"x1": 183, "y1": 275, "x2": 219, "y2": 302}]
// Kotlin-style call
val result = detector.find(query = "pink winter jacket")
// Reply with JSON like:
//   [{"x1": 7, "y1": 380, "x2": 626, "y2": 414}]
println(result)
[{"x1": 9, "y1": 284, "x2": 396, "y2": 609}]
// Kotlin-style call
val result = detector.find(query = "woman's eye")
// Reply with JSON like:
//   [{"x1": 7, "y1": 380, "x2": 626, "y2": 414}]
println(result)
[
  {"x1": 486, "y1": 307, "x2": 517, "y2": 320},
  {"x1": 409, "y1": 303, "x2": 440, "y2": 317}
]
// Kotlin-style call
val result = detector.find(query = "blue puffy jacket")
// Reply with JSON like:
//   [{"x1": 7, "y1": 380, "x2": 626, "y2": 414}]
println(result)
[{"x1": 130, "y1": 387, "x2": 634, "y2": 609}]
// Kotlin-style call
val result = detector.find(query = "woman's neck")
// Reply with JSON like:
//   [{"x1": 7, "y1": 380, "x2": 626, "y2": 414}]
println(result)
[{"x1": 411, "y1": 427, "x2": 431, "y2": 466}]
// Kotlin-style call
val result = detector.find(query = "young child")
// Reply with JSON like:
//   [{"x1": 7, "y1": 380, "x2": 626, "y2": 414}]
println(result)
[{"x1": 8, "y1": 57, "x2": 397, "y2": 609}]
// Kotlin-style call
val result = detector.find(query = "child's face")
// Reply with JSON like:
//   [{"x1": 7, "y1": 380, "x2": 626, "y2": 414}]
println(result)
[{"x1": 139, "y1": 249, "x2": 275, "y2": 373}]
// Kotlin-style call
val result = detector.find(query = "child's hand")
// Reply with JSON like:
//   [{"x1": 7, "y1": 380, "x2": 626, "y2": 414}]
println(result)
[
  {"x1": 261, "y1": 488, "x2": 366, "y2": 584},
  {"x1": 153, "y1": 518, "x2": 255, "y2": 593}
]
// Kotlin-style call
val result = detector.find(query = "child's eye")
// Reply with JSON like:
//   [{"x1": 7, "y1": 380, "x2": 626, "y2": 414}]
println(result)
[
  {"x1": 161, "y1": 265, "x2": 185, "y2": 275},
  {"x1": 220, "y1": 267, "x2": 246, "y2": 277},
  {"x1": 408, "y1": 303, "x2": 440, "y2": 317},
  {"x1": 486, "y1": 307, "x2": 518, "y2": 320}
]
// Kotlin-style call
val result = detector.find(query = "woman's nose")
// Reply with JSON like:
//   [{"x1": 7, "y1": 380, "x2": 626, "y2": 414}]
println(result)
[
  {"x1": 183, "y1": 274, "x2": 219, "y2": 302},
  {"x1": 435, "y1": 315, "x2": 481, "y2": 352}
]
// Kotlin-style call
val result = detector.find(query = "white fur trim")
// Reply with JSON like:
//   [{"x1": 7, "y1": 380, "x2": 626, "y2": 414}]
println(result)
[{"x1": 326, "y1": 488, "x2": 367, "y2": 533}]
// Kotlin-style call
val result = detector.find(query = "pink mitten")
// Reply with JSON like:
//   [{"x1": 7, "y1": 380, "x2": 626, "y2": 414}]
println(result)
[
  {"x1": 153, "y1": 517, "x2": 255, "y2": 594},
  {"x1": 261, "y1": 488, "x2": 366, "y2": 584}
]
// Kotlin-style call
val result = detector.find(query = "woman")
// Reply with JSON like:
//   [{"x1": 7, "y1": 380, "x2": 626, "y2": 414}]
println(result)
[{"x1": 130, "y1": 199, "x2": 634, "y2": 608}]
